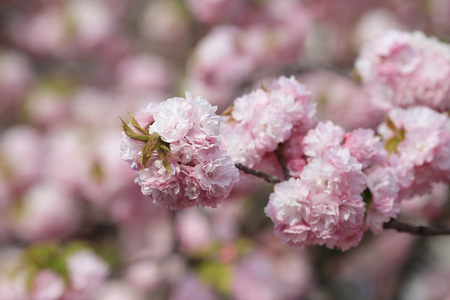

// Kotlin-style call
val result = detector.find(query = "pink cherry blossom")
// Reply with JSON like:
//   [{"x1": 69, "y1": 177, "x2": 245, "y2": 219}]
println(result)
[
  {"x1": 95, "y1": 281, "x2": 145, "y2": 300},
  {"x1": 30, "y1": 270, "x2": 65, "y2": 300},
  {"x1": 378, "y1": 106, "x2": 450, "y2": 198},
  {"x1": 364, "y1": 166, "x2": 400, "y2": 234},
  {"x1": 355, "y1": 30, "x2": 450, "y2": 112},
  {"x1": 343, "y1": 128, "x2": 387, "y2": 169},
  {"x1": 175, "y1": 208, "x2": 212, "y2": 253},
  {"x1": 11, "y1": 181, "x2": 80, "y2": 242},
  {"x1": 265, "y1": 147, "x2": 367, "y2": 251},
  {"x1": 121, "y1": 92, "x2": 239, "y2": 210},
  {"x1": 220, "y1": 76, "x2": 317, "y2": 168},
  {"x1": 66, "y1": 250, "x2": 109, "y2": 294},
  {"x1": 303, "y1": 121, "x2": 345, "y2": 157},
  {"x1": 297, "y1": 70, "x2": 384, "y2": 131}
]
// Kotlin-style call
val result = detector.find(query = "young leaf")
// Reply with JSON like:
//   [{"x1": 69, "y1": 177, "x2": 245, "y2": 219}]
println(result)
[
  {"x1": 385, "y1": 116, "x2": 397, "y2": 132},
  {"x1": 127, "y1": 112, "x2": 149, "y2": 136},
  {"x1": 385, "y1": 136, "x2": 401, "y2": 154},
  {"x1": 120, "y1": 117, "x2": 149, "y2": 142},
  {"x1": 220, "y1": 106, "x2": 234, "y2": 117},
  {"x1": 156, "y1": 147, "x2": 171, "y2": 173},
  {"x1": 140, "y1": 141, "x2": 155, "y2": 171},
  {"x1": 159, "y1": 143, "x2": 179, "y2": 159}
]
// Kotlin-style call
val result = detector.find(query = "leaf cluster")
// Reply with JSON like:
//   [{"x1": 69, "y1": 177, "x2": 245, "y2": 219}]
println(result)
[{"x1": 120, "y1": 113, "x2": 177, "y2": 173}]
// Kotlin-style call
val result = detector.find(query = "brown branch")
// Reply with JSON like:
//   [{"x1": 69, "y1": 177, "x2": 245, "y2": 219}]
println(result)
[
  {"x1": 235, "y1": 163, "x2": 281, "y2": 184},
  {"x1": 275, "y1": 144, "x2": 291, "y2": 180},
  {"x1": 383, "y1": 218, "x2": 450, "y2": 236}
]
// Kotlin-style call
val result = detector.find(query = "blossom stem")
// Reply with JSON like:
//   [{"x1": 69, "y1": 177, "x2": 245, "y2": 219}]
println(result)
[
  {"x1": 383, "y1": 219, "x2": 450, "y2": 236},
  {"x1": 275, "y1": 144, "x2": 291, "y2": 180},
  {"x1": 235, "y1": 163, "x2": 282, "y2": 184}
]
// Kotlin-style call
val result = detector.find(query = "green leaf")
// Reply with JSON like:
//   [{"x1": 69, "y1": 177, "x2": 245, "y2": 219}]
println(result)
[
  {"x1": 385, "y1": 116, "x2": 397, "y2": 132},
  {"x1": 398, "y1": 127, "x2": 405, "y2": 140},
  {"x1": 384, "y1": 117, "x2": 406, "y2": 155},
  {"x1": 120, "y1": 117, "x2": 149, "y2": 142},
  {"x1": 361, "y1": 188, "x2": 373, "y2": 210},
  {"x1": 220, "y1": 105, "x2": 234, "y2": 117},
  {"x1": 351, "y1": 68, "x2": 361, "y2": 83},
  {"x1": 140, "y1": 141, "x2": 156, "y2": 171},
  {"x1": 156, "y1": 147, "x2": 171, "y2": 173},
  {"x1": 260, "y1": 83, "x2": 268, "y2": 92},
  {"x1": 159, "y1": 144, "x2": 179, "y2": 159},
  {"x1": 385, "y1": 136, "x2": 401, "y2": 154},
  {"x1": 127, "y1": 112, "x2": 150, "y2": 136},
  {"x1": 362, "y1": 188, "x2": 373, "y2": 221}
]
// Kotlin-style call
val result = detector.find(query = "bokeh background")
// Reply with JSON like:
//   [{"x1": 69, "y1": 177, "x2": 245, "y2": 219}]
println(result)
[{"x1": 1, "y1": 0, "x2": 450, "y2": 299}]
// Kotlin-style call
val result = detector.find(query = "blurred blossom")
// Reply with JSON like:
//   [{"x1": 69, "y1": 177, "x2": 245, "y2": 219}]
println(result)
[
  {"x1": 125, "y1": 261, "x2": 162, "y2": 294},
  {"x1": 183, "y1": 0, "x2": 247, "y2": 25},
  {"x1": 335, "y1": 231, "x2": 415, "y2": 299},
  {"x1": 429, "y1": 0, "x2": 450, "y2": 38},
  {"x1": 0, "y1": 126, "x2": 44, "y2": 194},
  {"x1": 400, "y1": 183, "x2": 449, "y2": 222},
  {"x1": 79, "y1": 129, "x2": 136, "y2": 206},
  {"x1": 10, "y1": 181, "x2": 80, "y2": 242},
  {"x1": 356, "y1": 30, "x2": 450, "y2": 112},
  {"x1": 185, "y1": 25, "x2": 255, "y2": 110},
  {"x1": 119, "y1": 207, "x2": 174, "y2": 261},
  {"x1": 176, "y1": 208, "x2": 213, "y2": 253},
  {"x1": 207, "y1": 198, "x2": 243, "y2": 242},
  {"x1": 140, "y1": 0, "x2": 191, "y2": 54},
  {"x1": 95, "y1": 281, "x2": 145, "y2": 300},
  {"x1": 115, "y1": 54, "x2": 175, "y2": 95},
  {"x1": 0, "y1": 245, "x2": 109, "y2": 300},
  {"x1": 232, "y1": 247, "x2": 312, "y2": 300},
  {"x1": 0, "y1": 51, "x2": 33, "y2": 113},
  {"x1": 298, "y1": 70, "x2": 384, "y2": 130},
  {"x1": 401, "y1": 237, "x2": 450, "y2": 300},
  {"x1": 0, "y1": 248, "x2": 26, "y2": 299},
  {"x1": 185, "y1": 0, "x2": 309, "y2": 110},
  {"x1": 30, "y1": 270, "x2": 65, "y2": 300},
  {"x1": 23, "y1": 84, "x2": 71, "y2": 128},
  {"x1": 42, "y1": 127, "x2": 89, "y2": 192},
  {"x1": 11, "y1": 0, "x2": 121, "y2": 57},
  {"x1": 66, "y1": 249, "x2": 109, "y2": 294},
  {"x1": 12, "y1": 6, "x2": 69, "y2": 57},
  {"x1": 304, "y1": 0, "x2": 376, "y2": 26},
  {"x1": 65, "y1": 0, "x2": 117, "y2": 51},
  {"x1": 170, "y1": 273, "x2": 218, "y2": 300},
  {"x1": 352, "y1": 9, "x2": 404, "y2": 51}
]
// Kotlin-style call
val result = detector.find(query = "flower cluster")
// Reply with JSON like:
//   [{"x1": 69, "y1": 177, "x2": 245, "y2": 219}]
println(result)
[
  {"x1": 265, "y1": 120, "x2": 402, "y2": 250},
  {"x1": 378, "y1": 106, "x2": 450, "y2": 199},
  {"x1": 355, "y1": 30, "x2": 450, "y2": 112},
  {"x1": 119, "y1": 29, "x2": 450, "y2": 252},
  {"x1": 265, "y1": 148, "x2": 367, "y2": 251},
  {"x1": 120, "y1": 92, "x2": 239, "y2": 210},
  {"x1": 265, "y1": 103, "x2": 450, "y2": 250},
  {"x1": 220, "y1": 76, "x2": 317, "y2": 168}
]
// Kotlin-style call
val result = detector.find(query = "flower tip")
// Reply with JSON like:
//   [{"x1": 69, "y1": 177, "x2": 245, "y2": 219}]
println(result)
[{"x1": 185, "y1": 91, "x2": 193, "y2": 101}]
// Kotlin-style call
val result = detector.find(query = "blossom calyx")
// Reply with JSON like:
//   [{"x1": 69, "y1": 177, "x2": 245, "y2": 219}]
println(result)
[
  {"x1": 121, "y1": 112, "x2": 177, "y2": 173},
  {"x1": 384, "y1": 116, "x2": 405, "y2": 155}
]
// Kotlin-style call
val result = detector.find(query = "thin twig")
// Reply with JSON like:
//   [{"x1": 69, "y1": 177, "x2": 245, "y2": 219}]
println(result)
[
  {"x1": 383, "y1": 218, "x2": 450, "y2": 236},
  {"x1": 235, "y1": 163, "x2": 281, "y2": 184},
  {"x1": 275, "y1": 144, "x2": 291, "y2": 180}
]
